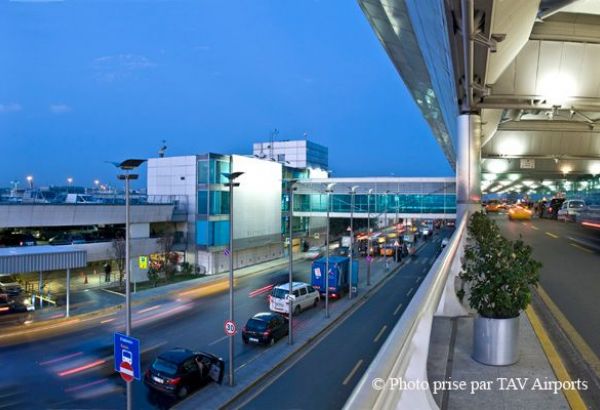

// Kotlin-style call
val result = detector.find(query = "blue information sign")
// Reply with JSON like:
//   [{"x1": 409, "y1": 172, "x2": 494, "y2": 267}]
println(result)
[{"x1": 114, "y1": 332, "x2": 141, "y2": 381}]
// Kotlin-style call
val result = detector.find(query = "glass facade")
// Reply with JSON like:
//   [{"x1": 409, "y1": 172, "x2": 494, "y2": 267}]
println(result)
[
  {"x1": 198, "y1": 157, "x2": 230, "y2": 185},
  {"x1": 210, "y1": 191, "x2": 230, "y2": 215},
  {"x1": 198, "y1": 191, "x2": 208, "y2": 214},
  {"x1": 293, "y1": 193, "x2": 456, "y2": 214},
  {"x1": 196, "y1": 220, "x2": 230, "y2": 246}
]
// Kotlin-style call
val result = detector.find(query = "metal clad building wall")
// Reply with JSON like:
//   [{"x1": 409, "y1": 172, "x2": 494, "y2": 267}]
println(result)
[{"x1": 0, "y1": 250, "x2": 87, "y2": 275}]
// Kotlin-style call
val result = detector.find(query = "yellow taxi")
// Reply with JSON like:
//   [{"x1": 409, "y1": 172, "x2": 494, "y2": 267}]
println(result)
[
  {"x1": 508, "y1": 205, "x2": 532, "y2": 221},
  {"x1": 485, "y1": 200, "x2": 502, "y2": 213}
]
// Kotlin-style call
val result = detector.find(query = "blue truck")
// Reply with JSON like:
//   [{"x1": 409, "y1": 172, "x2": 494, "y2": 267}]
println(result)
[{"x1": 311, "y1": 256, "x2": 359, "y2": 299}]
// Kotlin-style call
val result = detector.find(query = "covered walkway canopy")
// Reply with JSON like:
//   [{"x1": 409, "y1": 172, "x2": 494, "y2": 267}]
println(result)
[
  {"x1": 359, "y1": 0, "x2": 600, "y2": 198},
  {"x1": 0, "y1": 245, "x2": 87, "y2": 317},
  {"x1": 293, "y1": 177, "x2": 456, "y2": 218},
  {"x1": 0, "y1": 245, "x2": 87, "y2": 275}
]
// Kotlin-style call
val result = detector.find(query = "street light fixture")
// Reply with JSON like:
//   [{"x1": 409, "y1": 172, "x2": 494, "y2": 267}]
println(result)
[
  {"x1": 348, "y1": 185, "x2": 359, "y2": 299},
  {"x1": 67, "y1": 177, "x2": 73, "y2": 194},
  {"x1": 325, "y1": 182, "x2": 335, "y2": 318},
  {"x1": 111, "y1": 158, "x2": 145, "y2": 410},
  {"x1": 222, "y1": 170, "x2": 244, "y2": 387},
  {"x1": 287, "y1": 179, "x2": 298, "y2": 344},
  {"x1": 26, "y1": 175, "x2": 33, "y2": 189},
  {"x1": 367, "y1": 188, "x2": 373, "y2": 286},
  {"x1": 94, "y1": 179, "x2": 100, "y2": 191}
]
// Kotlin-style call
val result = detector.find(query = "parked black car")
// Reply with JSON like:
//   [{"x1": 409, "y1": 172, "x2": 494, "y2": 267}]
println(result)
[
  {"x1": 242, "y1": 312, "x2": 289, "y2": 346},
  {"x1": 0, "y1": 233, "x2": 36, "y2": 247},
  {"x1": 144, "y1": 348, "x2": 224, "y2": 398}
]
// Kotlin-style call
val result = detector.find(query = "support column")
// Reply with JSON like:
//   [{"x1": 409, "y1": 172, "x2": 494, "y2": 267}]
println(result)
[
  {"x1": 66, "y1": 268, "x2": 70, "y2": 317},
  {"x1": 456, "y1": 113, "x2": 482, "y2": 219},
  {"x1": 39, "y1": 271, "x2": 43, "y2": 309},
  {"x1": 437, "y1": 113, "x2": 481, "y2": 317}
]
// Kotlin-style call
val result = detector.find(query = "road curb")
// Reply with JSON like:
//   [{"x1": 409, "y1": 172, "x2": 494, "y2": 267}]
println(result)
[{"x1": 189, "y1": 259, "x2": 408, "y2": 410}]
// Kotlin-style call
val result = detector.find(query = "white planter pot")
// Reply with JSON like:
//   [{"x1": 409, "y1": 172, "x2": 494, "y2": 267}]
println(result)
[{"x1": 472, "y1": 315, "x2": 520, "y2": 366}]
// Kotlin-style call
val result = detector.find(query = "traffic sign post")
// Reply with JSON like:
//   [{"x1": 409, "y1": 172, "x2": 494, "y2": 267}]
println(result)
[
  {"x1": 114, "y1": 333, "x2": 141, "y2": 383},
  {"x1": 138, "y1": 256, "x2": 148, "y2": 270},
  {"x1": 224, "y1": 320, "x2": 236, "y2": 336}
]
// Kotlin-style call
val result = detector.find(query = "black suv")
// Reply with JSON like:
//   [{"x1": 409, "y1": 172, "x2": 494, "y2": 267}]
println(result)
[{"x1": 144, "y1": 348, "x2": 224, "y2": 398}]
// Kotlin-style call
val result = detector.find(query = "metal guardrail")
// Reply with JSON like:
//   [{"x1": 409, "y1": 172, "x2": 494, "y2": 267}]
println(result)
[{"x1": 343, "y1": 212, "x2": 468, "y2": 410}]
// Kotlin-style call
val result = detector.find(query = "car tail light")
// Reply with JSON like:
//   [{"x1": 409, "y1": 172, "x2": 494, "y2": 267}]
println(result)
[
  {"x1": 331, "y1": 293, "x2": 337, "y2": 298},
  {"x1": 262, "y1": 331, "x2": 270, "y2": 337},
  {"x1": 167, "y1": 377, "x2": 181, "y2": 385}
]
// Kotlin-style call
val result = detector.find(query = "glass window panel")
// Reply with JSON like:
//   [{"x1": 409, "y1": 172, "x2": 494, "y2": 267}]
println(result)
[
  {"x1": 198, "y1": 191, "x2": 208, "y2": 214},
  {"x1": 198, "y1": 160, "x2": 209, "y2": 184},
  {"x1": 209, "y1": 191, "x2": 230, "y2": 215}
]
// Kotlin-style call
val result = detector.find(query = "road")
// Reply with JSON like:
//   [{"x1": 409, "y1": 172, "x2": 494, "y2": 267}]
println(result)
[
  {"x1": 493, "y1": 214, "x2": 600, "y2": 361},
  {"x1": 236, "y1": 237, "x2": 444, "y2": 410},
  {"x1": 0, "y1": 259, "x2": 314, "y2": 410}
]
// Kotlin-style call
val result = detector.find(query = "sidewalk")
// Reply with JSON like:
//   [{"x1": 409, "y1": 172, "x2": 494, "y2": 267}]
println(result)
[{"x1": 428, "y1": 310, "x2": 574, "y2": 409}]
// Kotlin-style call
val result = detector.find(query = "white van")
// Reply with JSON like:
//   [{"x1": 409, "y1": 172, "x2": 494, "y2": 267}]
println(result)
[{"x1": 269, "y1": 282, "x2": 320, "y2": 315}]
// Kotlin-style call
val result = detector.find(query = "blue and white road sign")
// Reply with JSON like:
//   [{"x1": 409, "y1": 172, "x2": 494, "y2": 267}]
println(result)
[
  {"x1": 224, "y1": 248, "x2": 231, "y2": 256},
  {"x1": 114, "y1": 332, "x2": 141, "y2": 381}
]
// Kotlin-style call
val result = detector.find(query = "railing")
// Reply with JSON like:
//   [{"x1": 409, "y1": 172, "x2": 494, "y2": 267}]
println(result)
[{"x1": 343, "y1": 212, "x2": 468, "y2": 410}]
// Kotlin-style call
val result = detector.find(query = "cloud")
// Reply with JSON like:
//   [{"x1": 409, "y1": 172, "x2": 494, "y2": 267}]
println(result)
[
  {"x1": 49, "y1": 104, "x2": 71, "y2": 114},
  {"x1": 91, "y1": 54, "x2": 156, "y2": 82},
  {"x1": 0, "y1": 103, "x2": 22, "y2": 113}
]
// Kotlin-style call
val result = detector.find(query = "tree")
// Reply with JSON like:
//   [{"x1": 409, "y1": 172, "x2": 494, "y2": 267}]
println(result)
[
  {"x1": 111, "y1": 236, "x2": 126, "y2": 288},
  {"x1": 157, "y1": 229, "x2": 176, "y2": 281}
]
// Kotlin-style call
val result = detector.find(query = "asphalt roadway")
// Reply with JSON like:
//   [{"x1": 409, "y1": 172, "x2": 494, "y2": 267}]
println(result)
[
  {"x1": 0, "y1": 259, "x2": 314, "y2": 410},
  {"x1": 235, "y1": 237, "x2": 444, "y2": 410},
  {"x1": 493, "y1": 214, "x2": 600, "y2": 361}
]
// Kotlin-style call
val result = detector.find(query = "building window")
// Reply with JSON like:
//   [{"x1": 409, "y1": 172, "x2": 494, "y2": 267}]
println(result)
[
  {"x1": 198, "y1": 191, "x2": 208, "y2": 214},
  {"x1": 210, "y1": 159, "x2": 230, "y2": 184},
  {"x1": 198, "y1": 160, "x2": 209, "y2": 184},
  {"x1": 277, "y1": 154, "x2": 285, "y2": 162},
  {"x1": 210, "y1": 190, "x2": 230, "y2": 215},
  {"x1": 196, "y1": 220, "x2": 230, "y2": 246}
]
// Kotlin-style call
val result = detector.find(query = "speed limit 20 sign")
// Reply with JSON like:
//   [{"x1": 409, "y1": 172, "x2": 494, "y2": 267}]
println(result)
[{"x1": 224, "y1": 320, "x2": 237, "y2": 336}]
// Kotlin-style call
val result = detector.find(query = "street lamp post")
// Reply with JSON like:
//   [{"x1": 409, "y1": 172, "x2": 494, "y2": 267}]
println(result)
[
  {"x1": 223, "y1": 171, "x2": 244, "y2": 387},
  {"x1": 325, "y1": 183, "x2": 335, "y2": 318},
  {"x1": 67, "y1": 177, "x2": 73, "y2": 194},
  {"x1": 26, "y1": 175, "x2": 33, "y2": 189},
  {"x1": 367, "y1": 188, "x2": 373, "y2": 286},
  {"x1": 114, "y1": 159, "x2": 145, "y2": 410},
  {"x1": 395, "y1": 190, "x2": 399, "y2": 263},
  {"x1": 348, "y1": 186, "x2": 358, "y2": 299},
  {"x1": 287, "y1": 179, "x2": 297, "y2": 344}
]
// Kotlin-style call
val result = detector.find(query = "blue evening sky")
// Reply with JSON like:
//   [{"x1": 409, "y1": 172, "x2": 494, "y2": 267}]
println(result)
[{"x1": 0, "y1": 0, "x2": 453, "y2": 190}]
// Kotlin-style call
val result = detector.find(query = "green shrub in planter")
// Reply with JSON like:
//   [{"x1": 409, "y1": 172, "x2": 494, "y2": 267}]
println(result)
[{"x1": 458, "y1": 212, "x2": 542, "y2": 318}]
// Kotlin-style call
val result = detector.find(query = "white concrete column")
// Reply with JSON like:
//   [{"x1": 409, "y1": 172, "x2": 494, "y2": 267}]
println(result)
[
  {"x1": 436, "y1": 114, "x2": 481, "y2": 317},
  {"x1": 456, "y1": 113, "x2": 482, "y2": 219},
  {"x1": 66, "y1": 268, "x2": 70, "y2": 317}
]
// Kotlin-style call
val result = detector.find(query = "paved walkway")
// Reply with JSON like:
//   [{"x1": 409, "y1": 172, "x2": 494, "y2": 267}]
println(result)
[{"x1": 428, "y1": 313, "x2": 572, "y2": 409}]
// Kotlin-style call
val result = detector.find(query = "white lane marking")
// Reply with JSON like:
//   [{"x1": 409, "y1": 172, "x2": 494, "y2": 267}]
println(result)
[
  {"x1": 342, "y1": 359, "x2": 364, "y2": 385},
  {"x1": 373, "y1": 325, "x2": 388, "y2": 343}
]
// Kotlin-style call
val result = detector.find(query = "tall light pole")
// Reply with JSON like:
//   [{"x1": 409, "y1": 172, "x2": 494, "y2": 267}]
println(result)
[
  {"x1": 114, "y1": 159, "x2": 145, "y2": 410},
  {"x1": 223, "y1": 170, "x2": 244, "y2": 387},
  {"x1": 367, "y1": 188, "x2": 373, "y2": 286},
  {"x1": 395, "y1": 189, "x2": 399, "y2": 263},
  {"x1": 67, "y1": 177, "x2": 73, "y2": 194},
  {"x1": 287, "y1": 179, "x2": 297, "y2": 344},
  {"x1": 94, "y1": 179, "x2": 100, "y2": 192},
  {"x1": 325, "y1": 182, "x2": 335, "y2": 318},
  {"x1": 348, "y1": 186, "x2": 358, "y2": 299},
  {"x1": 26, "y1": 175, "x2": 33, "y2": 189}
]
